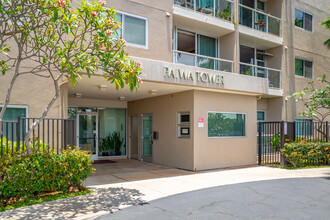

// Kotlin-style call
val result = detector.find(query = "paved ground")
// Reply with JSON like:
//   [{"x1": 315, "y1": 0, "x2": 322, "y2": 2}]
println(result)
[
  {"x1": 97, "y1": 177, "x2": 330, "y2": 220},
  {"x1": 85, "y1": 159, "x2": 194, "y2": 186},
  {"x1": 0, "y1": 162, "x2": 329, "y2": 220}
]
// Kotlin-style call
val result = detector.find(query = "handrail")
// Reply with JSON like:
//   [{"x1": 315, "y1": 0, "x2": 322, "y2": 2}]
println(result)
[
  {"x1": 174, "y1": 50, "x2": 234, "y2": 64},
  {"x1": 239, "y1": 62, "x2": 281, "y2": 72},
  {"x1": 238, "y1": 4, "x2": 281, "y2": 21}
]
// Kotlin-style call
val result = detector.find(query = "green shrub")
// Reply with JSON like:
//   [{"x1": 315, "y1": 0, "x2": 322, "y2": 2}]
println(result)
[
  {"x1": 0, "y1": 148, "x2": 94, "y2": 205},
  {"x1": 281, "y1": 141, "x2": 330, "y2": 167}
]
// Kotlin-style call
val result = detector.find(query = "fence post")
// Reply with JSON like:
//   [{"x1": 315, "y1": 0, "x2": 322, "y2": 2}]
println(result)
[
  {"x1": 16, "y1": 116, "x2": 21, "y2": 152},
  {"x1": 258, "y1": 122, "x2": 262, "y2": 165},
  {"x1": 326, "y1": 121, "x2": 329, "y2": 142},
  {"x1": 280, "y1": 121, "x2": 287, "y2": 167},
  {"x1": 293, "y1": 121, "x2": 296, "y2": 142}
]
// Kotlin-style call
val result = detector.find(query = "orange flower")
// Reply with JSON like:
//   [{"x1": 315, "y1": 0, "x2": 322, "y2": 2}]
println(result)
[
  {"x1": 91, "y1": 11, "x2": 97, "y2": 17},
  {"x1": 107, "y1": 20, "x2": 114, "y2": 25}
]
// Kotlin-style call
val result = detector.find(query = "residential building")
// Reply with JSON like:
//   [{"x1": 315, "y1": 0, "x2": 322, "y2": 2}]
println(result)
[{"x1": 0, "y1": 0, "x2": 329, "y2": 170}]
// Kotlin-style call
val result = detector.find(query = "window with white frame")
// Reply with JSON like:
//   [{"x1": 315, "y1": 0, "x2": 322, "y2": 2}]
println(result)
[
  {"x1": 178, "y1": 112, "x2": 190, "y2": 138},
  {"x1": 208, "y1": 112, "x2": 246, "y2": 137},
  {"x1": 0, "y1": 105, "x2": 28, "y2": 140},
  {"x1": 295, "y1": 58, "x2": 313, "y2": 79},
  {"x1": 116, "y1": 12, "x2": 147, "y2": 48},
  {"x1": 295, "y1": 9, "x2": 313, "y2": 32}
]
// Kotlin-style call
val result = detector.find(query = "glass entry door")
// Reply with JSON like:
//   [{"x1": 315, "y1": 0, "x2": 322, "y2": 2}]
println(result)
[
  {"x1": 142, "y1": 115, "x2": 152, "y2": 162},
  {"x1": 77, "y1": 113, "x2": 98, "y2": 160}
]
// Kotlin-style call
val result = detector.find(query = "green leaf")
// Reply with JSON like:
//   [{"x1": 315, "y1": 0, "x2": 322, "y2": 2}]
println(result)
[{"x1": 52, "y1": 8, "x2": 59, "y2": 22}]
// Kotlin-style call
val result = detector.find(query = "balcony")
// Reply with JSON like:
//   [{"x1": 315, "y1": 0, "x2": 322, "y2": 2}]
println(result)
[
  {"x1": 239, "y1": 4, "x2": 281, "y2": 37},
  {"x1": 173, "y1": 0, "x2": 233, "y2": 22},
  {"x1": 174, "y1": 50, "x2": 233, "y2": 72},
  {"x1": 239, "y1": 63, "x2": 281, "y2": 89}
]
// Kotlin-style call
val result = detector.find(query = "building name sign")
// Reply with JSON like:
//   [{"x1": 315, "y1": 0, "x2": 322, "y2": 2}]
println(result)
[{"x1": 163, "y1": 66, "x2": 224, "y2": 85}]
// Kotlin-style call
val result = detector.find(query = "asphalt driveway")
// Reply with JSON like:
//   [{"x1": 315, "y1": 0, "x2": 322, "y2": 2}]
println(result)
[{"x1": 98, "y1": 177, "x2": 330, "y2": 220}]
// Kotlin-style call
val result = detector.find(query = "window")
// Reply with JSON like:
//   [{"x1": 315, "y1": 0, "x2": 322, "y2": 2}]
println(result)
[
  {"x1": 295, "y1": 118, "x2": 313, "y2": 137},
  {"x1": 175, "y1": 29, "x2": 219, "y2": 70},
  {"x1": 116, "y1": 12, "x2": 147, "y2": 48},
  {"x1": 178, "y1": 112, "x2": 190, "y2": 138},
  {"x1": 295, "y1": 58, "x2": 313, "y2": 79},
  {"x1": 295, "y1": 9, "x2": 313, "y2": 32},
  {"x1": 0, "y1": 105, "x2": 28, "y2": 140},
  {"x1": 208, "y1": 112, "x2": 246, "y2": 137},
  {"x1": 257, "y1": 111, "x2": 265, "y2": 121}
]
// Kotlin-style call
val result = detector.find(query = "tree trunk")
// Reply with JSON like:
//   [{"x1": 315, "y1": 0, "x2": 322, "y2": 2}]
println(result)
[{"x1": 24, "y1": 80, "x2": 60, "y2": 154}]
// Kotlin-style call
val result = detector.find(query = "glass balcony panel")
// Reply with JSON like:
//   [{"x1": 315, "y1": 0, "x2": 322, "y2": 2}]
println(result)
[
  {"x1": 239, "y1": 6, "x2": 253, "y2": 28},
  {"x1": 174, "y1": 51, "x2": 233, "y2": 72},
  {"x1": 256, "y1": 68, "x2": 267, "y2": 78},
  {"x1": 175, "y1": 52, "x2": 196, "y2": 66},
  {"x1": 174, "y1": 0, "x2": 195, "y2": 10},
  {"x1": 219, "y1": 60, "x2": 232, "y2": 72},
  {"x1": 268, "y1": 16, "x2": 281, "y2": 36},
  {"x1": 196, "y1": 0, "x2": 214, "y2": 15},
  {"x1": 255, "y1": 11, "x2": 267, "y2": 33},
  {"x1": 239, "y1": 63, "x2": 254, "y2": 76},
  {"x1": 197, "y1": 57, "x2": 215, "y2": 70},
  {"x1": 215, "y1": 0, "x2": 232, "y2": 21},
  {"x1": 268, "y1": 69, "x2": 281, "y2": 89}
]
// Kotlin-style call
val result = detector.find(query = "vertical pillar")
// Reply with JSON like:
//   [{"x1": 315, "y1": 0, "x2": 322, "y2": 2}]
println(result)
[{"x1": 233, "y1": 0, "x2": 240, "y2": 74}]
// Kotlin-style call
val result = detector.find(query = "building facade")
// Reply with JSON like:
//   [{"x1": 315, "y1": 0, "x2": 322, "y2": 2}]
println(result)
[{"x1": 1, "y1": 0, "x2": 329, "y2": 170}]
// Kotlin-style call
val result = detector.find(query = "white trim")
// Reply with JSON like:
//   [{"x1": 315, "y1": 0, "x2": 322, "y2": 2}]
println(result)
[
  {"x1": 116, "y1": 11, "x2": 148, "y2": 49},
  {"x1": 294, "y1": 8, "x2": 313, "y2": 33},
  {"x1": 0, "y1": 104, "x2": 29, "y2": 119},
  {"x1": 207, "y1": 111, "x2": 247, "y2": 138}
]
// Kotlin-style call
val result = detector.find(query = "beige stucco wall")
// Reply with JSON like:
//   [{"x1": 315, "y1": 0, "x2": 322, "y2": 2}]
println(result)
[
  {"x1": 0, "y1": 71, "x2": 62, "y2": 118},
  {"x1": 193, "y1": 90, "x2": 257, "y2": 170},
  {"x1": 107, "y1": 0, "x2": 173, "y2": 62},
  {"x1": 127, "y1": 91, "x2": 194, "y2": 170},
  {"x1": 281, "y1": 0, "x2": 330, "y2": 122}
]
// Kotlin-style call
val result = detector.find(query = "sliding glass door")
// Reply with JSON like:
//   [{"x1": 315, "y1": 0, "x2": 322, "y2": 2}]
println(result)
[{"x1": 197, "y1": 35, "x2": 217, "y2": 69}]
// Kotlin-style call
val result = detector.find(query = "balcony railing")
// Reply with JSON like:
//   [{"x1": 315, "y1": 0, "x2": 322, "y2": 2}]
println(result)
[
  {"x1": 173, "y1": 0, "x2": 233, "y2": 22},
  {"x1": 239, "y1": 4, "x2": 281, "y2": 37},
  {"x1": 239, "y1": 62, "x2": 281, "y2": 89},
  {"x1": 174, "y1": 50, "x2": 233, "y2": 72}
]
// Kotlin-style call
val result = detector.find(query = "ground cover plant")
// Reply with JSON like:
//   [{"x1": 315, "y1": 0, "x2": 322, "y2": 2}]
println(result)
[
  {"x1": 281, "y1": 140, "x2": 330, "y2": 168},
  {"x1": 0, "y1": 145, "x2": 95, "y2": 211}
]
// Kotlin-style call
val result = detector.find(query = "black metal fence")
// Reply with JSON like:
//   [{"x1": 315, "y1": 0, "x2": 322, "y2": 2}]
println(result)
[
  {"x1": 258, "y1": 121, "x2": 329, "y2": 165},
  {"x1": 0, "y1": 117, "x2": 76, "y2": 157}
]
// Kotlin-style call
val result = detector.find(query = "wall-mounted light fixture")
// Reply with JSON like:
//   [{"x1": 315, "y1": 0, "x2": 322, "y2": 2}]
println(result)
[
  {"x1": 149, "y1": 90, "x2": 157, "y2": 95},
  {"x1": 98, "y1": 85, "x2": 108, "y2": 91},
  {"x1": 75, "y1": 93, "x2": 82, "y2": 98}
]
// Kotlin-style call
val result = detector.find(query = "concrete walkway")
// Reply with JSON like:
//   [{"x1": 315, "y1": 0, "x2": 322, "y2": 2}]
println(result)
[
  {"x1": 1, "y1": 166, "x2": 329, "y2": 220},
  {"x1": 85, "y1": 159, "x2": 193, "y2": 186}
]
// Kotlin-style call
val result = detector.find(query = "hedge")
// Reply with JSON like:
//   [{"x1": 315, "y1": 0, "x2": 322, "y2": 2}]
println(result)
[
  {"x1": 0, "y1": 147, "x2": 94, "y2": 205},
  {"x1": 281, "y1": 141, "x2": 330, "y2": 167}
]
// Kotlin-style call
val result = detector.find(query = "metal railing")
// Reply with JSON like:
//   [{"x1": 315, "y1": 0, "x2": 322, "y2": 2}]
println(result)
[
  {"x1": 258, "y1": 121, "x2": 329, "y2": 166},
  {"x1": 0, "y1": 117, "x2": 76, "y2": 157},
  {"x1": 239, "y1": 62, "x2": 281, "y2": 89},
  {"x1": 174, "y1": 50, "x2": 233, "y2": 72},
  {"x1": 174, "y1": 0, "x2": 233, "y2": 22},
  {"x1": 239, "y1": 4, "x2": 281, "y2": 37}
]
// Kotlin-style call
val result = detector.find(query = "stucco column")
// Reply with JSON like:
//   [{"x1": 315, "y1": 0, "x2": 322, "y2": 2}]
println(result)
[{"x1": 233, "y1": 0, "x2": 240, "y2": 74}]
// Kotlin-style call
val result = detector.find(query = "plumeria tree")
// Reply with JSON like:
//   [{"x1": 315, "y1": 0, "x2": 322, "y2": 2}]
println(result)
[
  {"x1": 321, "y1": 11, "x2": 330, "y2": 48},
  {"x1": 0, "y1": 0, "x2": 142, "y2": 154},
  {"x1": 289, "y1": 75, "x2": 330, "y2": 123}
]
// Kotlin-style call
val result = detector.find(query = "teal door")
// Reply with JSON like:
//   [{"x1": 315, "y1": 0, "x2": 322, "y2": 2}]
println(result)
[
  {"x1": 78, "y1": 113, "x2": 98, "y2": 160},
  {"x1": 142, "y1": 116, "x2": 152, "y2": 162}
]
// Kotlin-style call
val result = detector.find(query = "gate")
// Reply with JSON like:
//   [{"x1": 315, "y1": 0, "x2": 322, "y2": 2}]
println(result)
[
  {"x1": 0, "y1": 117, "x2": 76, "y2": 157},
  {"x1": 258, "y1": 121, "x2": 329, "y2": 165}
]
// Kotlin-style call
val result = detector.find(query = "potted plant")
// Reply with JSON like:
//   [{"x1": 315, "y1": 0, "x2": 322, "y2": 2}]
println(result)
[
  {"x1": 111, "y1": 131, "x2": 124, "y2": 156},
  {"x1": 216, "y1": 4, "x2": 231, "y2": 21},
  {"x1": 99, "y1": 133, "x2": 113, "y2": 156}
]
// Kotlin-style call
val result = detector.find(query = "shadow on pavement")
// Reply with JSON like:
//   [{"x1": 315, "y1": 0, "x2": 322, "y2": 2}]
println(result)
[
  {"x1": 0, "y1": 187, "x2": 146, "y2": 220},
  {"x1": 97, "y1": 177, "x2": 330, "y2": 220}
]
